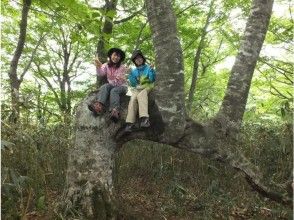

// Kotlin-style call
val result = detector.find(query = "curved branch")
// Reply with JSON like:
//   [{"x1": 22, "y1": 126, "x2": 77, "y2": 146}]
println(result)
[
  {"x1": 115, "y1": 105, "x2": 292, "y2": 206},
  {"x1": 114, "y1": 7, "x2": 144, "y2": 24}
]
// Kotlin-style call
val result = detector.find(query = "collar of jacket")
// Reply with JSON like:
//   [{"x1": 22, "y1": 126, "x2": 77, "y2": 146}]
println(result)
[{"x1": 136, "y1": 64, "x2": 147, "y2": 71}]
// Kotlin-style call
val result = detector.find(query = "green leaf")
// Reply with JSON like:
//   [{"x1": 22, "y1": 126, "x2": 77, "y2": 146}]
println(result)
[
  {"x1": 106, "y1": 10, "x2": 117, "y2": 18},
  {"x1": 36, "y1": 195, "x2": 46, "y2": 211}
]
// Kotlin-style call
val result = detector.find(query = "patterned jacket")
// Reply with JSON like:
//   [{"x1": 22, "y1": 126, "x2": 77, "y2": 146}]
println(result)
[
  {"x1": 128, "y1": 64, "x2": 156, "y2": 89},
  {"x1": 97, "y1": 63, "x2": 128, "y2": 86}
]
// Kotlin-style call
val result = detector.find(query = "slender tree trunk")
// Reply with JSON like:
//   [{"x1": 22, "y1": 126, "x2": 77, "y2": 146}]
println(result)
[
  {"x1": 8, "y1": 0, "x2": 32, "y2": 122},
  {"x1": 60, "y1": 31, "x2": 73, "y2": 124},
  {"x1": 187, "y1": 0, "x2": 215, "y2": 111},
  {"x1": 61, "y1": 47, "x2": 70, "y2": 123},
  {"x1": 96, "y1": 0, "x2": 118, "y2": 87},
  {"x1": 36, "y1": 84, "x2": 43, "y2": 123},
  {"x1": 216, "y1": 0, "x2": 274, "y2": 130},
  {"x1": 65, "y1": 77, "x2": 72, "y2": 124}
]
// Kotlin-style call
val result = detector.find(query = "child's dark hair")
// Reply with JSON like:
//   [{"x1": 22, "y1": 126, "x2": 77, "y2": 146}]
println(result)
[
  {"x1": 107, "y1": 48, "x2": 125, "y2": 68},
  {"x1": 131, "y1": 50, "x2": 146, "y2": 67}
]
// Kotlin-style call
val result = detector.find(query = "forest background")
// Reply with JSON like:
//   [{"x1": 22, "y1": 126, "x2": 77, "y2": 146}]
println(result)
[{"x1": 1, "y1": 0, "x2": 293, "y2": 219}]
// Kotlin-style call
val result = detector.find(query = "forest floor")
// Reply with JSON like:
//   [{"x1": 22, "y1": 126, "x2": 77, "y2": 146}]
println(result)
[
  {"x1": 2, "y1": 125, "x2": 292, "y2": 220},
  {"x1": 113, "y1": 141, "x2": 292, "y2": 219}
]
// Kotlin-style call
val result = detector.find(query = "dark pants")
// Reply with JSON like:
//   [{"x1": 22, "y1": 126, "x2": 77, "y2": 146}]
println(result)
[{"x1": 97, "y1": 83, "x2": 127, "y2": 111}]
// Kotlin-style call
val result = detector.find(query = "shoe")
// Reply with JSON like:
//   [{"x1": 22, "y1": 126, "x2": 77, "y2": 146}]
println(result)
[
  {"x1": 140, "y1": 117, "x2": 150, "y2": 128},
  {"x1": 110, "y1": 108, "x2": 120, "y2": 123},
  {"x1": 124, "y1": 123, "x2": 135, "y2": 133},
  {"x1": 88, "y1": 101, "x2": 104, "y2": 115}
]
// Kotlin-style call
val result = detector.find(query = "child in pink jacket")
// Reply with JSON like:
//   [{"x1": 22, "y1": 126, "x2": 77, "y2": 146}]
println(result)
[{"x1": 89, "y1": 48, "x2": 128, "y2": 122}]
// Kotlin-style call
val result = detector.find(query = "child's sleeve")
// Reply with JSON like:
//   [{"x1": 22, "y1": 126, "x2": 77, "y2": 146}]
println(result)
[
  {"x1": 148, "y1": 66, "x2": 156, "y2": 83},
  {"x1": 96, "y1": 63, "x2": 107, "y2": 76},
  {"x1": 128, "y1": 69, "x2": 137, "y2": 87}
]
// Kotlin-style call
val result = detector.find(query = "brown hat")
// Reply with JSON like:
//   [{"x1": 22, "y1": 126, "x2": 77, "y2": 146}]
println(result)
[{"x1": 131, "y1": 50, "x2": 146, "y2": 64}]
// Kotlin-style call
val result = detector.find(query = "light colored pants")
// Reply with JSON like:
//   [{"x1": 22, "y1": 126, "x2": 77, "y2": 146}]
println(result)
[{"x1": 126, "y1": 88, "x2": 149, "y2": 123}]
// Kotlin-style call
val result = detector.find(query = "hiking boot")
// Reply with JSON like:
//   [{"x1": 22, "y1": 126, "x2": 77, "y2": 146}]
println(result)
[
  {"x1": 88, "y1": 101, "x2": 104, "y2": 115},
  {"x1": 140, "y1": 117, "x2": 150, "y2": 128},
  {"x1": 124, "y1": 123, "x2": 135, "y2": 133},
  {"x1": 110, "y1": 108, "x2": 120, "y2": 123}
]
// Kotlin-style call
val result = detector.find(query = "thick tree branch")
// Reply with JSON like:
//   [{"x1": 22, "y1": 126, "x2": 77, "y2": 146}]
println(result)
[{"x1": 115, "y1": 114, "x2": 292, "y2": 206}]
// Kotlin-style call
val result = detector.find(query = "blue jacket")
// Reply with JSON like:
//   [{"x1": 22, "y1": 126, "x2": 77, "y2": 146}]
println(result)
[{"x1": 128, "y1": 64, "x2": 156, "y2": 88}]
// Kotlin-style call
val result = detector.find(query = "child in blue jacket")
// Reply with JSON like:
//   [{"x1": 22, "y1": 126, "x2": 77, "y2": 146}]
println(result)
[{"x1": 125, "y1": 50, "x2": 156, "y2": 131}]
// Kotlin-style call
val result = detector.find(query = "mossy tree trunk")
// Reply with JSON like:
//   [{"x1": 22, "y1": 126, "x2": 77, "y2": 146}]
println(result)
[{"x1": 63, "y1": 93, "x2": 125, "y2": 219}]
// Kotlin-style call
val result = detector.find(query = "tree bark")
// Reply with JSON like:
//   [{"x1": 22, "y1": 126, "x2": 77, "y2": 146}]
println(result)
[
  {"x1": 145, "y1": 0, "x2": 186, "y2": 143},
  {"x1": 63, "y1": 93, "x2": 131, "y2": 219},
  {"x1": 8, "y1": 0, "x2": 32, "y2": 123},
  {"x1": 216, "y1": 0, "x2": 274, "y2": 131}
]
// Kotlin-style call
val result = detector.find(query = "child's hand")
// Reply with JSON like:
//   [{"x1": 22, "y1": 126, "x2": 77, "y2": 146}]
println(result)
[
  {"x1": 94, "y1": 56, "x2": 102, "y2": 68},
  {"x1": 116, "y1": 74, "x2": 126, "y2": 81},
  {"x1": 150, "y1": 63, "x2": 154, "y2": 69},
  {"x1": 126, "y1": 67, "x2": 132, "y2": 74},
  {"x1": 136, "y1": 85, "x2": 144, "y2": 90}
]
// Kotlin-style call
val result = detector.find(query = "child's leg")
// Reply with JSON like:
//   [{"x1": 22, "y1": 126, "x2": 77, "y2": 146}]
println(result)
[
  {"x1": 109, "y1": 86, "x2": 127, "y2": 111},
  {"x1": 97, "y1": 83, "x2": 113, "y2": 105},
  {"x1": 137, "y1": 88, "x2": 149, "y2": 118},
  {"x1": 126, "y1": 90, "x2": 139, "y2": 123}
]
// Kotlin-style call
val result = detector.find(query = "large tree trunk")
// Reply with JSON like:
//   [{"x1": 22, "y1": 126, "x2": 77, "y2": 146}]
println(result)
[
  {"x1": 8, "y1": 0, "x2": 32, "y2": 123},
  {"x1": 145, "y1": 0, "x2": 186, "y2": 143},
  {"x1": 63, "y1": 92, "x2": 123, "y2": 219},
  {"x1": 64, "y1": 0, "x2": 291, "y2": 218},
  {"x1": 216, "y1": 0, "x2": 274, "y2": 131}
]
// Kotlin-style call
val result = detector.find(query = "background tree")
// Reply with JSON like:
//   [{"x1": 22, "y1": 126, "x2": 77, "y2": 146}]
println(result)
[
  {"x1": 187, "y1": 0, "x2": 216, "y2": 111},
  {"x1": 32, "y1": 23, "x2": 89, "y2": 124},
  {"x1": 8, "y1": 0, "x2": 32, "y2": 123}
]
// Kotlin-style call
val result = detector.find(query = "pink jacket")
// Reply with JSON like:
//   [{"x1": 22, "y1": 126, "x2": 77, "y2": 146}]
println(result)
[{"x1": 96, "y1": 63, "x2": 127, "y2": 86}]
